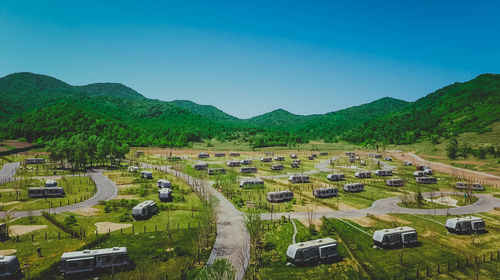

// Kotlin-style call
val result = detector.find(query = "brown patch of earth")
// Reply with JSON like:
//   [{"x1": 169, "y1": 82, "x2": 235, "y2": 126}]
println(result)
[
  {"x1": 375, "y1": 214, "x2": 411, "y2": 225},
  {"x1": 348, "y1": 216, "x2": 376, "y2": 227},
  {"x1": 95, "y1": 222, "x2": 132, "y2": 233},
  {"x1": 118, "y1": 184, "x2": 138, "y2": 189},
  {"x1": 9, "y1": 225, "x2": 47, "y2": 236},
  {"x1": 71, "y1": 207, "x2": 100, "y2": 216},
  {"x1": 112, "y1": 195, "x2": 139, "y2": 200},
  {"x1": 337, "y1": 203, "x2": 357, "y2": 211},
  {"x1": 0, "y1": 201, "x2": 20, "y2": 206},
  {"x1": 0, "y1": 249, "x2": 17, "y2": 255},
  {"x1": 1, "y1": 140, "x2": 32, "y2": 148},
  {"x1": 0, "y1": 189, "x2": 16, "y2": 193}
]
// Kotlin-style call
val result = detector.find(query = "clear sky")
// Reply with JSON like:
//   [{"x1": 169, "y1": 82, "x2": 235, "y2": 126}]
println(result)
[{"x1": 1, "y1": 1, "x2": 499, "y2": 118}]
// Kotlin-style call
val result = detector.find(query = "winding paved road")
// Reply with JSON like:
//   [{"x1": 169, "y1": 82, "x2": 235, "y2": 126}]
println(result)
[{"x1": 0, "y1": 162, "x2": 20, "y2": 184}]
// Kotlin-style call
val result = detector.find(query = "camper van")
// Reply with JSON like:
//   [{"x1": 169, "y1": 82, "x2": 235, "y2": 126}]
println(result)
[
  {"x1": 290, "y1": 154, "x2": 298, "y2": 159},
  {"x1": 240, "y1": 179, "x2": 264, "y2": 188},
  {"x1": 157, "y1": 179, "x2": 171, "y2": 188},
  {"x1": 240, "y1": 159, "x2": 252, "y2": 165},
  {"x1": 308, "y1": 155, "x2": 314, "y2": 160},
  {"x1": 360, "y1": 160, "x2": 366, "y2": 166},
  {"x1": 327, "y1": 173, "x2": 345, "y2": 181},
  {"x1": 413, "y1": 171, "x2": 425, "y2": 177},
  {"x1": 416, "y1": 177, "x2": 437, "y2": 184},
  {"x1": 289, "y1": 175, "x2": 310, "y2": 183},
  {"x1": 355, "y1": 171, "x2": 371, "y2": 178},
  {"x1": 265, "y1": 152, "x2": 274, "y2": 156},
  {"x1": 374, "y1": 170, "x2": 392, "y2": 176},
  {"x1": 446, "y1": 216, "x2": 485, "y2": 234},
  {"x1": 403, "y1": 161, "x2": 413, "y2": 166},
  {"x1": 423, "y1": 169, "x2": 433, "y2": 175},
  {"x1": 456, "y1": 182, "x2": 484, "y2": 191},
  {"x1": 319, "y1": 152, "x2": 328, "y2": 156},
  {"x1": 373, "y1": 227, "x2": 418, "y2": 248},
  {"x1": 141, "y1": 171, "x2": 153, "y2": 179},
  {"x1": 313, "y1": 187, "x2": 338, "y2": 198},
  {"x1": 286, "y1": 238, "x2": 338, "y2": 264},
  {"x1": 214, "y1": 153, "x2": 226, "y2": 157},
  {"x1": 28, "y1": 187, "x2": 65, "y2": 198},
  {"x1": 127, "y1": 166, "x2": 139, "y2": 173},
  {"x1": 291, "y1": 161, "x2": 300, "y2": 168},
  {"x1": 193, "y1": 163, "x2": 208, "y2": 170},
  {"x1": 261, "y1": 157, "x2": 272, "y2": 162},
  {"x1": 227, "y1": 161, "x2": 240, "y2": 167},
  {"x1": 240, "y1": 167, "x2": 257, "y2": 173},
  {"x1": 158, "y1": 188, "x2": 172, "y2": 202},
  {"x1": 198, "y1": 153, "x2": 209, "y2": 159},
  {"x1": 60, "y1": 247, "x2": 129, "y2": 275},
  {"x1": 267, "y1": 191, "x2": 294, "y2": 203},
  {"x1": 207, "y1": 168, "x2": 226, "y2": 175},
  {"x1": 25, "y1": 158, "x2": 45, "y2": 164},
  {"x1": 345, "y1": 152, "x2": 355, "y2": 158},
  {"x1": 45, "y1": 179, "x2": 58, "y2": 187},
  {"x1": 384, "y1": 157, "x2": 393, "y2": 161},
  {"x1": 274, "y1": 156, "x2": 285, "y2": 161},
  {"x1": 271, "y1": 164, "x2": 284, "y2": 171},
  {"x1": 343, "y1": 183, "x2": 364, "y2": 192},
  {"x1": 229, "y1": 152, "x2": 240, "y2": 157},
  {"x1": 386, "y1": 179, "x2": 405, "y2": 187},
  {"x1": 132, "y1": 200, "x2": 158, "y2": 220},
  {"x1": 0, "y1": 255, "x2": 20, "y2": 278}
]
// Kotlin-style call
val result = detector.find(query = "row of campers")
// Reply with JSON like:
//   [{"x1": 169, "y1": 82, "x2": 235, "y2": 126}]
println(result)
[
  {"x1": 456, "y1": 182, "x2": 484, "y2": 191},
  {"x1": 25, "y1": 158, "x2": 45, "y2": 164},
  {"x1": 374, "y1": 170, "x2": 392, "y2": 176},
  {"x1": 355, "y1": 171, "x2": 371, "y2": 178},
  {"x1": 227, "y1": 159, "x2": 253, "y2": 167},
  {"x1": 289, "y1": 175, "x2": 309, "y2": 183},
  {"x1": 60, "y1": 247, "x2": 130, "y2": 276},
  {"x1": 240, "y1": 178, "x2": 264, "y2": 188}
]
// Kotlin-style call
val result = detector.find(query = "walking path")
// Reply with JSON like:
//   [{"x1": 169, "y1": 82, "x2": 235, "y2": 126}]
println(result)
[{"x1": 0, "y1": 162, "x2": 20, "y2": 184}]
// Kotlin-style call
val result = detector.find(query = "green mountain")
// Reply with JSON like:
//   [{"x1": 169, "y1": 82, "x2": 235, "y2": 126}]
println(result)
[
  {"x1": 344, "y1": 74, "x2": 500, "y2": 144},
  {"x1": 170, "y1": 100, "x2": 239, "y2": 122},
  {"x1": 246, "y1": 109, "x2": 317, "y2": 128},
  {"x1": 76, "y1": 83, "x2": 145, "y2": 99}
]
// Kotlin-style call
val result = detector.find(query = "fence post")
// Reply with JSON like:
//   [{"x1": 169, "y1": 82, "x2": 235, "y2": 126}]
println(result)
[
  {"x1": 437, "y1": 264, "x2": 440, "y2": 273},
  {"x1": 188, "y1": 222, "x2": 190, "y2": 229},
  {"x1": 16, "y1": 236, "x2": 19, "y2": 242},
  {"x1": 132, "y1": 227, "x2": 134, "y2": 234},
  {"x1": 121, "y1": 228, "x2": 123, "y2": 235},
  {"x1": 96, "y1": 230, "x2": 98, "y2": 237},
  {"x1": 447, "y1": 262, "x2": 450, "y2": 271},
  {"x1": 31, "y1": 234, "x2": 34, "y2": 242},
  {"x1": 491, "y1": 252, "x2": 493, "y2": 261},
  {"x1": 416, "y1": 269, "x2": 418, "y2": 279},
  {"x1": 58, "y1": 232, "x2": 60, "y2": 240},
  {"x1": 108, "y1": 229, "x2": 111, "y2": 237},
  {"x1": 426, "y1": 267, "x2": 429, "y2": 277}
]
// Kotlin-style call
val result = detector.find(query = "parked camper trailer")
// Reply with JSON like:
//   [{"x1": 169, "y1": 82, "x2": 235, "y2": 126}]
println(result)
[
  {"x1": 240, "y1": 167, "x2": 257, "y2": 173},
  {"x1": 416, "y1": 165, "x2": 431, "y2": 171},
  {"x1": 343, "y1": 183, "x2": 364, "y2": 192},
  {"x1": 446, "y1": 216, "x2": 485, "y2": 234},
  {"x1": 384, "y1": 157, "x2": 393, "y2": 161},
  {"x1": 0, "y1": 255, "x2": 20, "y2": 278},
  {"x1": 240, "y1": 179, "x2": 264, "y2": 188},
  {"x1": 127, "y1": 166, "x2": 139, "y2": 173},
  {"x1": 308, "y1": 156, "x2": 315, "y2": 160},
  {"x1": 227, "y1": 161, "x2": 240, "y2": 167},
  {"x1": 45, "y1": 179, "x2": 58, "y2": 187},
  {"x1": 240, "y1": 159, "x2": 252, "y2": 165},
  {"x1": 327, "y1": 173, "x2": 345, "y2": 181},
  {"x1": 157, "y1": 179, "x2": 171, "y2": 188},
  {"x1": 193, "y1": 163, "x2": 208, "y2": 170},
  {"x1": 319, "y1": 152, "x2": 328, "y2": 156},
  {"x1": 413, "y1": 171, "x2": 425, "y2": 177},
  {"x1": 355, "y1": 171, "x2": 371, "y2": 178},
  {"x1": 386, "y1": 179, "x2": 405, "y2": 187},
  {"x1": 267, "y1": 190, "x2": 294, "y2": 203},
  {"x1": 60, "y1": 247, "x2": 129, "y2": 275},
  {"x1": 403, "y1": 161, "x2": 413, "y2": 166},
  {"x1": 345, "y1": 152, "x2": 355, "y2": 158},
  {"x1": 261, "y1": 157, "x2": 272, "y2": 162},
  {"x1": 313, "y1": 187, "x2": 338, "y2": 198},
  {"x1": 290, "y1": 154, "x2": 298, "y2": 159},
  {"x1": 274, "y1": 156, "x2": 285, "y2": 161},
  {"x1": 132, "y1": 200, "x2": 158, "y2": 220},
  {"x1": 214, "y1": 153, "x2": 226, "y2": 157},
  {"x1": 373, "y1": 153, "x2": 382, "y2": 158},
  {"x1": 423, "y1": 169, "x2": 433, "y2": 175},
  {"x1": 25, "y1": 158, "x2": 45, "y2": 164},
  {"x1": 198, "y1": 153, "x2": 210, "y2": 159},
  {"x1": 374, "y1": 170, "x2": 392, "y2": 176},
  {"x1": 289, "y1": 175, "x2": 310, "y2": 183},
  {"x1": 291, "y1": 161, "x2": 300, "y2": 168},
  {"x1": 312, "y1": 153, "x2": 318, "y2": 158},
  {"x1": 229, "y1": 152, "x2": 240, "y2": 157},
  {"x1": 416, "y1": 177, "x2": 437, "y2": 184},
  {"x1": 28, "y1": 187, "x2": 65, "y2": 198},
  {"x1": 141, "y1": 171, "x2": 153, "y2": 179},
  {"x1": 158, "y1": 188, "x2": 172, "y2": 202},
  {"x1": 286, "y1": 238, "x2": 338, "y2": 264},
  {"x1": 456, "y1": 182, "x2": 484, "y2": 191},
  {"x1": 360, "y1": 160, "x2": 366, "y2": 166},
  {"x1": 271, "y1": 164, "x2": 284, "y2": 171},
  {"x1": 265, "y1": 152, "x2": 274, "y2": 156},
  {"x1": 0, "y1": 223, "x2": 7, "y2": 239},
  {"x1": 207, "y1": 168, "x2": 226, "y2": 175},
  {"x1": 373, "y1": 227, "x2": 418, "y2": 248}
]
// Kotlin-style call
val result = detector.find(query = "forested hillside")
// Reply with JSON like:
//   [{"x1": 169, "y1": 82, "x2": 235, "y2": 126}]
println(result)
[{"x1": 170, "y1": 100, "x2": 240, "y2": 122}]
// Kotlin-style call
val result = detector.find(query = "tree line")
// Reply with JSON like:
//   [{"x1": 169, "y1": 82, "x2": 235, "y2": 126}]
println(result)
[{"x1": 446, "y1": 137, "x2": 500, "y2": 160}]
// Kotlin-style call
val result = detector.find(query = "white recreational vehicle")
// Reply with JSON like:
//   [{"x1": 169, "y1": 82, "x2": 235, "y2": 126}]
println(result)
[
  {"x1": 261, "y1": 157, "x2": 272, "y2": 162},
  {"x1": 271, "y1": 164, "x2": 284, "y2": 171},
  {"x1": 141, "y1": 171, "x2": 153, "y2": 179},
  {"x1": 240, "y1": 178, "x2": 264, "y2": 188},
  {"x1": 374, "y1": 170, "x2": 392, "y2": 176},
  {"x1": 60, "y1": 247, "x2": 129, "y2": 275},
  {"x1": 373, "y1": 227, "x2": 418, "y2": 248},
  {"x1": 386, "y1": 179, "x2": 405, "y2": 187},
  {"x1": 198, "y1": 153, "x2": 209, "y2": 159},
  {"x1": 240, "y1": 159, "x2": 252, "y2": 165},
  {"x1": 415, "y1": 177, "x2": 437, "y2": 184},
  {"x1": 289, "y1": 175, "x2": 310, "y2": 183},
  {"x1": 132, "y1": 200, "x2": 159, "y2": 220},
  {"x1": 360, "y1": 160, "x2": 366, "y2": 166},
  {"x1": 158, "y1": 188, "x2": 172, "y2": 202},
  {"x1": 445, "y1": 216, "x2": 485, "y2": 234},
  {"x1": 214, "y1": 153, "x2": 226, "y2": 157},
  {"x1": 343, "y1": 183, "x2": 364, "y2": 192},
  {"x1": 157, "y1": 179, "x2": 171, "y2": 188},
  {"x1": 384, "y1": 157, "x2": 393, "y2": 161},
  {"x1": 267, "y1": 190, "x2": 294, "y2": 203},
  {"x1": 413, "y1": 171, "x2": 425, "y2": 177},
  {"x1": 286, "y1": 238, "x2": 338, "y2": 264},
  {"x1": 290, "y1": 154, "x2": 298, "y2": 159},
  {"x1": 319, "y1": 152, "x2": 328, "y2": 156},
  {"x1": 308, "y1": 155, "x2": 315, "y2": 160},
  {"x1": 313, "y1": 187, "x2": 338, "y2": 198},
  {"x1": 45, "y1": 179, "x2": 58, "y2": 187},
  {"x1": 240, "y1": 167, "x2": 257, "y2": 173},
  {"x1": 226, "y1": 161, "x2": 240, "y2": 167},
  {"x1": 0, "y1": 255, "x2": 20, "y2": 278},
  {"x1": 207, "y1": 168, "x2": 226, "y2": 175},
  {"x1": 193, "y1": 163, "x2": 208, "y2": 170},
  {"x1": 345, "y1": 152, "x2": 355, "y2": 158},
  {"x1": 455, "y1": 182, "x2": 484, "y2": 191},
  {"x1": 127, "y1": 166, "x2": 139, "y2": 173},
  {"x1": 327, "y1": 173, "x2": 345, "y2": 181},
  {"x1": 403, "y1": 161, "x2": 413, "y2": 166},
  {"x1": 229, "y1": 152, "x2": 240, "y2": 157},
  {"x1": 355, "y1": 171, "x2": 371, "y2": 178},
  {"x1": 274, "y1": 156, "x2": 285, "y2": 161},
  {"x1": 28, "y1": 187, "x2": 65, "y2": 198},
  {"x1": 25, "y1": 158, "x2": 45, "y2": 164}
]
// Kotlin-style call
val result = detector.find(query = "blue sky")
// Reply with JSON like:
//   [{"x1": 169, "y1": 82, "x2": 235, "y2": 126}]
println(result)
[{"x1": 1, "y1": 1, "x2": 499, "y2": 118}]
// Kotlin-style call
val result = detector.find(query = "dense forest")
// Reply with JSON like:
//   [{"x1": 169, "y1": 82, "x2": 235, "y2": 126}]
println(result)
[{"x1": 1, "y1": 72, "x2": 499, "y2": 148}]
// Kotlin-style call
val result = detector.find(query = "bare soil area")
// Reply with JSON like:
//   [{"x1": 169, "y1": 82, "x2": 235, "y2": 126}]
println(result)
[
  {"x1": 95, "y1": 222, "x2": 131, "y2": 233},
  {"x1": 9, "y1": 225, "x2": 47, "y2": 236}
]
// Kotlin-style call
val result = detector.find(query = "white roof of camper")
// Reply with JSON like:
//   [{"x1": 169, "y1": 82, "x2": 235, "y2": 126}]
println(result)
[
  {"x1": 159, "y1": 188, "x2": 171, "y2": 194},
  {"x1": 373, "y1": 227, "x2": 416, "y2": 242},
  {"x1": 157, "y1": 179, "x2": 170, "y2": 184},
  {"x1": 141, "y1": 171, "x2": 152, "y2": 174},
  {"x1": 61, "y1": 247, "x2": 127, "y2": 260},
  {"x1": 133, "y1": 200, "x2": 156, "y2": 210},
  {"x1": 0, "y1": 255, "x2": 18, "y2": 264},
  {"x1": 286, "y1": 238, "x2": 337, "y2": 258},
  {"x1": 446, "y1": 216, "x2": 483, "y2": 227},
  {"x1": 46, "y1": 179, "x2": 57, "y2": 184},
  {"x1": 267, "y1": 190, "x2": 293, "y2": 195}
]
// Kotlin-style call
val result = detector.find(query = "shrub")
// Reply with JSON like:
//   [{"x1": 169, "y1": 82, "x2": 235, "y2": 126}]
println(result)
[
  {"x1": 119, "y1": 212, "x2": 133, "y2": 222},
  {"x1": 64, "y1": 215, "x2": 78, "y2": 226}
]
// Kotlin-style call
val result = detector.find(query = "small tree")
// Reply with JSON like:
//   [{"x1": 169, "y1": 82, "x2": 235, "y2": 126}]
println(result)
[
  {"x1": 415, "y1": 188, "x2": 424, "y2": 207},
  {"x1": 447, "y1": 138, "x2": 459, "y2": 159}
]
